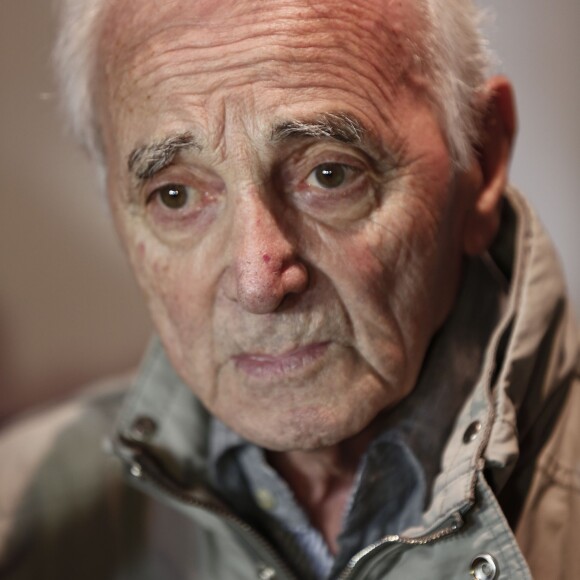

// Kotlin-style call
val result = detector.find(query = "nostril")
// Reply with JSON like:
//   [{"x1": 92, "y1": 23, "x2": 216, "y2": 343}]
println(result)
[{"x1": 282, "y1": 261, "x2": 309, "y2": 296}]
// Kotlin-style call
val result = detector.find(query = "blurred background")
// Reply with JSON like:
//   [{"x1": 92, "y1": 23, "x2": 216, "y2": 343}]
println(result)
[
  {"x1": 0, "y1": 0, "x2": 151, "y2": 421},
  {"x1": 1, "y1": 0, "x2": 579, "y2": 421}
]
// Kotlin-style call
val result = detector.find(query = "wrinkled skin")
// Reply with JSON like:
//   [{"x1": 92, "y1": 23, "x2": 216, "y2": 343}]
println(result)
[{"x1": 98, "y1": 0, "x2": 496, "y2": 452}]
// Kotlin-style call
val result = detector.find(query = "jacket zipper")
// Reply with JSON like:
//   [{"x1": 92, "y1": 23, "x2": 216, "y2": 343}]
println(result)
[
  {"x1": 124, "y1": 447, "x2": 299, "y2": 580},
  {"x1": 123, "y1": 442, "x2": 466, "y2": 580},
  {"x1": 336, "y1": 511, "x2": 465, "y2": 580}
]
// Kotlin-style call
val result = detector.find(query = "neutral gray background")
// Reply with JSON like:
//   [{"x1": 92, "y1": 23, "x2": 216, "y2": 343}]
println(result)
[{"x1": 1, "y1": 1, "x2": 578, "y2": 419}]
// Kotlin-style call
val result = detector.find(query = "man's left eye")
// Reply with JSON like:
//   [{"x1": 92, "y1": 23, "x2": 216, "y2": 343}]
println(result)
[{"x1": 306, "y1": 163, "x2": 351, "y2": 189}]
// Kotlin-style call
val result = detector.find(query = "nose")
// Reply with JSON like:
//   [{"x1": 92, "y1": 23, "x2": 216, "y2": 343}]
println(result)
[{"x1": 226, "y1": 194, "x2": 309, "y2": 314}]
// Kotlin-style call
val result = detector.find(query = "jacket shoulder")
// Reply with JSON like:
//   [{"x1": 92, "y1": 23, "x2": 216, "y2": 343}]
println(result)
[
  {"x1": 0, "y1": 375, "x2": 132, "y2": 579},
  {"x1": 514, "y1": 367, "x2": 580, "y2": 579}
]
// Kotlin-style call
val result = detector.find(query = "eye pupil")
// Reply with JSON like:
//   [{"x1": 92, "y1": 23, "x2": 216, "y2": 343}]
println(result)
[
  {"x1": 315, "y1": 163, "x2": 346, "y2": 188},
  {"x1": 159, "y1": 184, "x2": 188, "y2": 209}
]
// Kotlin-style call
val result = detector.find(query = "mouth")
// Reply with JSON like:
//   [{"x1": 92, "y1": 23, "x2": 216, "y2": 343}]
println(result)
[{"x1": 232, "y1": 342, "x2": 330, "y2": 379}]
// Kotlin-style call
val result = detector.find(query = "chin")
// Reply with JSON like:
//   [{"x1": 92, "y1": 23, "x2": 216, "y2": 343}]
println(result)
[{"x1": 230, "y1": 403, "x2": 380, "y2": 452}]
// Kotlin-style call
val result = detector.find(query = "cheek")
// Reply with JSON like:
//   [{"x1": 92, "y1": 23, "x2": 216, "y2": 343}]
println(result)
[
  {"x1": 321, "y1": 190, "x2": 460, "y2": 342},
  {"x1": 129, "y1": 240, "x2": 212, "y2": 347},
  {"x1": 110, "y1": 187, "x2": 222, "y2": 370},
  {"x1": 334, "y1": 200, "x2": 435, "y2": 297}
]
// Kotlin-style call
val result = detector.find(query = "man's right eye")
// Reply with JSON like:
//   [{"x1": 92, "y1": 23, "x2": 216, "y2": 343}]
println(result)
[{"x1": 148, "y1": 183, "x2": 191, "y2": 209}]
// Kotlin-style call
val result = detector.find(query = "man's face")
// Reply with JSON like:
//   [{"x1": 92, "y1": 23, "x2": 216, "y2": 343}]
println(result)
[{"x1": 100, "y1": 0, "x2": 480, "y2": 450}]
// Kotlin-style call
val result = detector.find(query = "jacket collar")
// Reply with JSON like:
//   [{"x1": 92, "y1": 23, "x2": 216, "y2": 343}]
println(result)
[
  {"x1": 484, "y1": 187, "x2": 579, "y2": 487},
  {"x1": 113, "y1": 337, "x2": 212, "y2": 486}
]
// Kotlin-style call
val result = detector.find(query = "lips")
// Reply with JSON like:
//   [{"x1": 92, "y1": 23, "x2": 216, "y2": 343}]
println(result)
[{"x1": 232, "y1": 341, "x2": 330, "y2": 378}]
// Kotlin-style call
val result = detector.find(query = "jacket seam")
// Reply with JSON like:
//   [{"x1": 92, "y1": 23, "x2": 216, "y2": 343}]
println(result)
[{"x1": 535, "y1": 458, "x2": 580, "y2": 492}]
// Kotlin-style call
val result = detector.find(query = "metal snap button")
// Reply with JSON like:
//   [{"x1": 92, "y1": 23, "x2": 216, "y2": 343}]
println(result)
[
  {"x1": 256, "y1": 563, "x2": 277, "y2": 580},
  {"x1": 463, "y1": 420, "x2": 482, "y2": 444},
  {"x1": 470, "y1": 553, "x2": 498, "y2": 579},
  {"x1": 129, "y1": 461, "x2": 143, "y2": 478},
  {"x1": 129, "y1": 416, "x2": 158, "y2": 442}
]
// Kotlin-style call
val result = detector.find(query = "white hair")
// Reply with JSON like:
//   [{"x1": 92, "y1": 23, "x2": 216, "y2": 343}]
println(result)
[
  {"x1": 54, "y1": 0, "x2": 491, "y2": 172},
  {"x1": 54, "y1": 0, "x2": 109, "y2": 168},
  {"x1": 422, "y1": 0, "x2": 492, "y2": 168}
]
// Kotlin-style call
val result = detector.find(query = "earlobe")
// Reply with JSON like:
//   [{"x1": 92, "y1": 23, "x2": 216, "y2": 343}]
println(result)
[{"x1": 463, "y1": 76, "x2": 517, "y2": 256}]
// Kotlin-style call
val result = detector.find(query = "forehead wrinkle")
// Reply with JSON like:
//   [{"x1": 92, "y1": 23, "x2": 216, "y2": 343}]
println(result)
[
  {"x1": 107, "y1": 0, "x2": 421, "y2": 90},
  {"x1": 125, "y1": 19, "x2": 414, "y2": 82},
  {"x1": 103, "y1": 0, "x2": 427, "y2": 114},
  {"x1": 128, "y1": 132, "x2": 201, "y2": 180},
  {"x1": 103, "y1": 0, "x2": 430, "y2": 177}
]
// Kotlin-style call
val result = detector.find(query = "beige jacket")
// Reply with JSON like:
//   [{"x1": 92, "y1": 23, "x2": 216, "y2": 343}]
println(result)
[{"x1": 0, "y1": 187, "x2": 578, "y2": 579}]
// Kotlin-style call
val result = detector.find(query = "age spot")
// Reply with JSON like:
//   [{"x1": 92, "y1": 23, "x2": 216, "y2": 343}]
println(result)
[{"x1": 262, "y1": 254, "x2": 271, "y2": 263}]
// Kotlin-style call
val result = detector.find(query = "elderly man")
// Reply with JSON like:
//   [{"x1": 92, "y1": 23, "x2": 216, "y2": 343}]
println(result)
[{"x1": 1, "y1": 0, "x2": 579, "y2": 578}]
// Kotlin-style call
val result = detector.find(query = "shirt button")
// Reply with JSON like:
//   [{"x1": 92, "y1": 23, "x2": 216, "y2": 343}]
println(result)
[
  {"x1": 463, "y1": 420, "x2": 482, "y2": 444},
  {"x1": 470, "y1": 553, "x2": 498, "y2": 579},
  {"x1": 255, "y1": 488, "x2": 276, "y2": 511},
  {"x1": 256, "y1": 563, "x2": 277, "y2": 579},
  {"x1": 129, "y1": 415, "x2": 158, "y2": 442}
]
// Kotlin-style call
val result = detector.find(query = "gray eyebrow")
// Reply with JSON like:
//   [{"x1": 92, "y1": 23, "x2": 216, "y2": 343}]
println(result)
[
  {"x1": 271, "y1": 112, "x2": 366, "y2": 146},
  {"x1": 127, "y1": 132, "x2": 201, "y2": 180}
]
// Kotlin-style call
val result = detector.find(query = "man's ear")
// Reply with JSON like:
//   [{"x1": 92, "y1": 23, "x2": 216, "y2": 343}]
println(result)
[{"x1": 463, "y1": 76, "x2": 517, "y2": 256}]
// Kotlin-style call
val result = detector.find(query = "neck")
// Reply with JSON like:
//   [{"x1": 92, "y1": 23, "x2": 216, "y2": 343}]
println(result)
[{"x1": 266, "y1": 418, "x2": 384, "y2": 554}]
